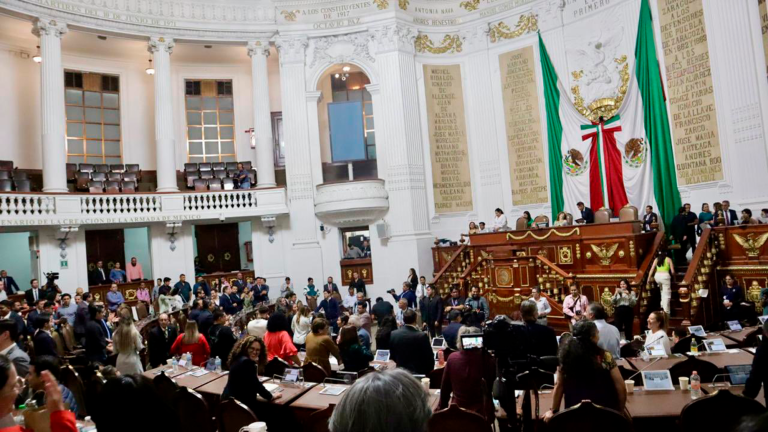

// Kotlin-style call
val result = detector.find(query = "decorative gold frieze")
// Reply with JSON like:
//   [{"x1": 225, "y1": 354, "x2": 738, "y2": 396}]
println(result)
[
  {"x1": 281, "y1": 10, "x2": 299, "y2": 21},
  {"x1": 415, "y1": 34, "x2": 463, "y2": 54},
  {"x1": 399, "y1": 0, "x2": 409, "y2": 10},
  {"x1": 460, "y1": 0, "x2": 480, "y2": 11},
  {"x1": 571, "y1": 56, "x2": 629, "y2": 122},
  {"x1": 590, "y1": 243, "x2": 619, "y2": 265},
  {"x1": 373, "y1": 0, "x2": 389, "y2": 10},
  {"x1": 489, "y1": 13, "x2": 538, "y2": 43},
  {"x1": 506, "y1": 227, "x2": 580, "y2": 241}
]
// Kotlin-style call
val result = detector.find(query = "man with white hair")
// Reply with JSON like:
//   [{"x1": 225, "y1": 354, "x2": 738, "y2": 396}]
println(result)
[
  {"x1": 348, "y1": 314, "x2": 371, "y2": 350},
  {"x1": 395, "y1": 298, "x2": 409, "y2": 327}
]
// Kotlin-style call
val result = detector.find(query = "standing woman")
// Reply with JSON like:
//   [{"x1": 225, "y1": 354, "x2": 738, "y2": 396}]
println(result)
[
  {"x1": 171, "y1": 321, "x2": 211, "y2": 366},
  {"x1": 304, "y1": 318, "x2": 342, "y2": 375},
  {"x1": 544, "y1": 321, "x2": 626, "y2": 422},
  {"x1": 649, "y1": 251, "x2": 675, "y2": 314},
  {"x1": 112, "y1": 316, "x2": 144, "y2": 375},
  {"x1": 698, "y1": 203, "x2": 713, "y2": 236},
  {"x1": 407, "y1": 269, "x2": 418, "y2": 294},
  {"x1": 645, "y1": 311, "x2": 671, "y2": 355},
  {"x1": 611, "y1": 279, "x2": 637, "y2": 340},
  {"x1": 292, "y1": 305, "x2": 312, "y2": 351},
  {"x1": 493, "y1": 208, "x2": 508, "y2": 232},
  {"x1": 264, "y1": 313, "x2": 301, "y2": 366}
]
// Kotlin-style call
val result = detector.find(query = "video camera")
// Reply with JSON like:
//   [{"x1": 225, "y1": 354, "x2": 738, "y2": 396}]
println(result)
[
  {"x1": 484, "y1": 315, "x2": 559, "y2": 432},
  {"x1": 44, "y1": 272, "x2": 59, "y2": 281}
]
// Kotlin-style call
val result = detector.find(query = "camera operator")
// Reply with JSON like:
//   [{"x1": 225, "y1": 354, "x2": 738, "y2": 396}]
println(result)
[
  {"x1": 43, "y1": 272, "x2": 61, "y2": 301},
  {"x1": 563, "y1": 282, "x2": 588, "y2": 329}
]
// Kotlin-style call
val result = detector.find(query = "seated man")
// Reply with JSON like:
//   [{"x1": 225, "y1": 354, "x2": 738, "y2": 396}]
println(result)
[
  {"x1": 389, "y1": 309, "x2": 434, "y2": 375},
  {"x1": 23, "y1": 356, "x2": 79, "y2": 414},
  {"x1": 342, "y1": 287, "x2": 358, "y2": 310},
  {"x1": 585, "y1": 302, "x2": 620, "y2": 359}
]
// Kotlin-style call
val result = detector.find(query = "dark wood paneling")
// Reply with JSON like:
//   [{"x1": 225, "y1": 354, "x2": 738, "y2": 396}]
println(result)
[
  {"x1": 194, "y1": 223, "x2": 242, "y2": 274},
  {"x1": 85, "y1": 229, "x2": 125, "y2": 272},
  {"x1": 340, "y1": 258, "x2": 373, "y2": 285}
]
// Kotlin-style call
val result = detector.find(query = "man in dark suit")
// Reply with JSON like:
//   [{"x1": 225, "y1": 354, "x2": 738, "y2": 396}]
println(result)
[
  {"x1": 683, "y1": 203, "x2": 699, "y2": 251},
  {"x1": 390, "y1": 310, "x2": 434, "y2": 375},
  {"x1": 520, "y1": 300, "x2": 558, "y2": 360},
  {"x1": 642, "y1": 205, "x2": 658, "y2": 232},
  {"x1": 26, "y1": 298, "x2": 47, "y2": 337},
  {"x1": 219, "y1": 285, "x2": 237, "y2": 315},
  {"x1": 0, "y1": 300, "x2": 25, "y2": 341},
  {"x1": 253, "y1": 277, "x2": 269, "y2": 303},
  {"x1": 420, "y1": 286, "x2": 443, "y2": 339},
  {"x1": 371, "y1": 297, "x2": 394, "y2": 326},
  {"x1": 89, "y1": 261, "x2": 108, "y2": 286},
  {"x1": 315, "y1": 290, "x2": 340, "y2": 333},
  {"x1": 577, "y1": 202, "x2": 595, "y2": 224},
  {"x1": 84, "y1": 305, "x2": 110, "y2": 363},
  {"x1": 195, "y1": 300, "x2": 214, "y2": 338},
  {"x1": 193, "y1": 276, "x2": 211, "y2": 299},
  {"x1": 74, "y1": 293, "x2": 91, "y2": 345},
  {"x1": 0, "y1": 319, "x2": 29, "y2": 377},
  {"x1": 25, "y1": 279, "x2": 43, "y2": 306},
  {"x1": 323, "y1": 276, "x2": 339, "y2": 295},
  {"x1": 744, "y1": 320, "x2": 768, "y2": 406},
  {"x1": 0, "y1": 271, "x2": 19, "y2": 294},
  {"x1": 350, "y1": 272, "x2": 366, "y2": 297},
  {"x1": 148, "y1": 312, "x2": 178, "y2": 368},
  {"x1": 232, "y1": 272, "x2": 247, "y2": 293},
  {"x1": 722, "y1": 200, "x2": 739, "y2": 226},
  {"x1": 32, "y1": 313, "x2": 58, "y2": 358}
]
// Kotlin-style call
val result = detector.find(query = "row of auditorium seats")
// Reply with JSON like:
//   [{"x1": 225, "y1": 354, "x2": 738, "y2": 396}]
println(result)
[
  {"x1": 0, "y1": 160, "x2": 31, "y2": 192},
  {"x1": 87, "y1": 180, "x2": 136, "y2": 194},
  {"x1": 184, "y1": 161, "x2": 255, "y2": 189},
  {"x1": 68, "y1": 163, "x2": 142, "y2": 192}
]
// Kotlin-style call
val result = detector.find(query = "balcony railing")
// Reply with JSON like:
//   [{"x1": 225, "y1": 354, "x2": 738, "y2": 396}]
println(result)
[{"x1": 0, "y1": 188, "x2": 288, "y2": 226}]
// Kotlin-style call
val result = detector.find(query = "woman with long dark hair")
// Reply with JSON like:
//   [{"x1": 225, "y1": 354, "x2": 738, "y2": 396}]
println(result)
[
  {"x1": 263, "y1": 313, "x2": 300, "y2": 365},
  {"x1": 611, "y1": 278, "x2": 637, "y2": 340},
  {"x1": 544, "y1": 321, "x2": 626, "y2": 422},
  {"x1": 375, "y1": 315, "x2": 397, "y2": 350},
  {"x1": 338, "y1": 326, "x2": 373, "y2": 373},
  {"x1": 407, "y1": 268, "x2": 418, "y2": 293}
]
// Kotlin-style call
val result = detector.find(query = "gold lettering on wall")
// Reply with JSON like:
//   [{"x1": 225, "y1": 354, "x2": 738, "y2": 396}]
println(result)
[
  {"x1": 499, "y1": 46, "x2": 548, "y2": 205},
  {"x1": 423, "y1": 64, "x2": 474, "y2": 213},
  {"x1": 760, "y1": 0, "x2": 768, "y2": 78},
  {"x1": 659, "y1": 0, "x2": 723, "y2": 185}
]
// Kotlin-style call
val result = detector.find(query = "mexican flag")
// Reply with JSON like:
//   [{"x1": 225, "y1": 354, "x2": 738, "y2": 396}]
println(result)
[{"x1": 542, "y1": 0, "x2": 680, "y2": 228}]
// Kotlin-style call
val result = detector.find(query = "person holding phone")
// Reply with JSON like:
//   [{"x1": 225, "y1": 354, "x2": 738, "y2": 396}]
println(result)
[{"x1": 562, "y1": 283, "x2": 589, "y2": 328}]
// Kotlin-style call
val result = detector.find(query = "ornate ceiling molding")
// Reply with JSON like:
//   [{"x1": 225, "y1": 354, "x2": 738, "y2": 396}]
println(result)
[
  {"x1": 371, "y1": 24, "x2": 417, "y2": 55},
  {"x1": 308, "y1": 32, "x2": 375, "y2": 69},
  {"x1": 414, "y1": 33, "x2": 463, "y2": 54},
  {"x1": 489, "y1": 12, "x2": 538, "y2": 43}
]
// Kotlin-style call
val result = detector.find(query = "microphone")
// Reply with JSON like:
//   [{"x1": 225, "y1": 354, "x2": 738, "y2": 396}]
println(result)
[
  {"x1": 322, "y1": 377, "x2": 351, "y2": 386},
  {"x1": 627, "y1": 357, "x2": 662, "y2": 381},
  {"x1": 709, "y1": 374, "x2": 734, "y2": 388}
]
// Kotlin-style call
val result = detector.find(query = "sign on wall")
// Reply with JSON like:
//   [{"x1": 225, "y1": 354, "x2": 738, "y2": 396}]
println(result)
[
  {"x1": 423, "y1": 64, "x2": 474, "y2": 214},
  {"x1": 499, "y1": 46, "x2": 548, "y2": 206},
  {"x1": 659, "y1": 0, "x2": 723, "y2": 185}
]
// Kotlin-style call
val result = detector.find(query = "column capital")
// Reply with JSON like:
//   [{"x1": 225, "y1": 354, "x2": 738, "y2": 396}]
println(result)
[
  {"x1": 372, "y1": 24, "x2": 417, "y2": 55},
  {"x1": 32, "y1": 17, "x2": 68, "y2": 38},
  {"x1": 148, "y1": 37, "x2": 175, "y2": 55},
  {"x1": 306, "y1": 90, "x2": 323, "y2": 103},
  {"x1": 247, "y1": 40, "x2": 271, "y2": 58},
  {"x1": 275, "y1": 37, "x2": 308, "y2": 65},
  {"x1": 364, "y1": 83, "x2": 380, "y2": 95}
]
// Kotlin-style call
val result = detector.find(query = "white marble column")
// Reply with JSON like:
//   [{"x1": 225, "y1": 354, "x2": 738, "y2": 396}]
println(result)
[
  {"x1": 148, "y1": 37, "x2": 179, "y2": 192},
  {"x1": 275, "y1": 37, "x2": 323, "y2": 282},
  {"x1": 247, "y1": 40, "x2": 276, "y2": 188},
  {"x1": 371, "y1": 24, "x2": 435, "y2": 286},
  {"x1": 33, "y1": 18, "x2": 68, "y2": 193}
]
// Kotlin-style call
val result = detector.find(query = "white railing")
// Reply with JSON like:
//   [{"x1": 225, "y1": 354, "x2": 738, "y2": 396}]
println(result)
[
  {"x1": 0, "y1": 195, "x2": 56, "y2": 216},
  {"x1": 80, "y1": 194, "x2": 162, "y2": 215},
  {"x1": 183, "y1": 190, "x2": 257, "y2": 212}
]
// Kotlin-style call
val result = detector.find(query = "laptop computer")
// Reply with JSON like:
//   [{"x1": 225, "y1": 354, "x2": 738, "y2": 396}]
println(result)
[{"x1": 726, "y1": 365, "x2": 752, "y2": 385}]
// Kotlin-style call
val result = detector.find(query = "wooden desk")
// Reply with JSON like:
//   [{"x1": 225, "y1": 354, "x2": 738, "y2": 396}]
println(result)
[
  {"x1": 172, "y1": 368, "x2": 227, "y2": 390},
  {"x1": 340, "y1": 258, "x2": 373, "y2": 285},
  {"x1": 292, "y1": 384, "x2": 350, "y2": 411},
  {"x1": 89, "y1": 281, "x2": 145, "y2": 306},
  {"x1": 142, "y1": 364, "x2": 195, "y2": 379},
  {"x1": 625, "y1": 386, "x2": 697, "y2": 418},
  {"x1": 626, "y1": 350, "x2": 754, "y2": 372},
  {"x1": 617, "y1": 358, "x2": 636, "y2": 370},
  {"x1": 625, "y1": 355, "x2": 686, "y2": 371},
  {"x1": 263, "y1": 380, "x2": 317, "y2": 406},
  {"x1": 717, "y1": 327, "x2": 760, "y2": 347}
]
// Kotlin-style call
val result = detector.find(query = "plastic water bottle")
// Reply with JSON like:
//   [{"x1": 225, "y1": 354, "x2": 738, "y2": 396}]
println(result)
[
  {"x1": 215, "y1": 356, "x2": 222, "y2": 373},
  {"x1": 187, "y1": 352, "x2": 193, "y2": 366},
  {"x1": 690, "y1": 339, "x2": 698, "y2": 354},
  {"x1": 172, "y1": 357, "x2": 179, "y2": 372},
  {"x1": 690, "y1": 371, "x2": 701, "y2": 399}
]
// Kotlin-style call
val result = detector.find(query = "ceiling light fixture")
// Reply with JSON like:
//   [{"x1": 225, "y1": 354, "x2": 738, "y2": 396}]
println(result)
[
  {"x1": 336, "y1": 65, "x2": 350, "y2": 81},
  {"x1": 342, "y1": 66, "x2": 351, "y2": 73},
  {"x1": 145, "y1": 57, "x2": 155, "y2": 75},
  {"x1": 32, "y1": 45, "x2": 41, "y2": 63}
]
